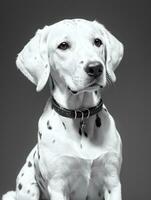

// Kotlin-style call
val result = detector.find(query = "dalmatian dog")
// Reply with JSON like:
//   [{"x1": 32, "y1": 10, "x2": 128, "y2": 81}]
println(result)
[{"x1": 2, "y1": 19, "x2": 124, "y2": 200}]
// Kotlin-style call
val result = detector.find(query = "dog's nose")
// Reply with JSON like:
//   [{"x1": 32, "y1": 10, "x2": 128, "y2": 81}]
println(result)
[{"x1": 85, "y1": 62, "x2": 103, "y2": 78}]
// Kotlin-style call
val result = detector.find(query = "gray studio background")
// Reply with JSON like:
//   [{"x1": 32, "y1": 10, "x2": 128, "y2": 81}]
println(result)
[{"x1": 0, "y1": 0, "x2": 150, "y2": 199}]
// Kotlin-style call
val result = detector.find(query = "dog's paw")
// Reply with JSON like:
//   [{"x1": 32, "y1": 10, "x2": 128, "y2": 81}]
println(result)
[{"x1": 2, "y1": 191, "x2": 16, "y2": 200}]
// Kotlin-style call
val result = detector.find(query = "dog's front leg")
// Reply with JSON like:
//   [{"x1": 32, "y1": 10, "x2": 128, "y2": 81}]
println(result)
[
  {"x1": 48, "y1": 181, "x2": 69, "y2": 200},
  {"x1": 16, "y1": 147, "x2": 40, "y2": 200}
]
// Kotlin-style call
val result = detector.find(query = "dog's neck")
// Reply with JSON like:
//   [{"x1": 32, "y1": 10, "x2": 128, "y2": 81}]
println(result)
[
  {"x1": 51, "y1": 84, "x2": 101, "y2": 110},
  {"x1": 48, "y1": 78, "x2": 106, "y2": 144},
  {"x1": 50, "y1": 73, "x2": 102, "y2": 110}
]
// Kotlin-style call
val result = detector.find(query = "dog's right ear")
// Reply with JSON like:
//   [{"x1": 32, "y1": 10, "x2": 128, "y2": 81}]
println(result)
[{"x1": 16, "y1": 26, "x2": 50, "y2": 92}]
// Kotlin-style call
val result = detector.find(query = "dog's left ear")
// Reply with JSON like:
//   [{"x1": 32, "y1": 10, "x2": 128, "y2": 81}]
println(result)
[
  {"x1": 16, "y1": 26, "x2": 50, "y2": 92},
  {"x1": 94, "y1": 21, "x2": 124, "y2": 82}
]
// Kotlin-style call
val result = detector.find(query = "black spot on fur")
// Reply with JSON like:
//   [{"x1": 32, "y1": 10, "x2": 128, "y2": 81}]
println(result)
[
  {"x1": 95, "y1": 114, "x2": 101, "y2": 127},
  {"x1": 39, "y1": 132, "x2": 42, "y2": 139},
  {"x1": 62, "y1": 122, "x2": 66, "y2": 130},
  {"x1": 47, "y1": 120, "x2": 52, "y2": 130},
  {"x1": 80, "y1": 60, "x2": 84, "y2": 64},
  {"x1": 84, "y1": 132, "x2": 88, "y2": 137},
  {"x1": 27, "y1": 190, "x2": 30, "y2": 194},
  {"x1": 33, "y1": 151, "x2": 36, "y2": 158},
  {"x1": 104, "y1": 108, "x2": 107, "y2": 112},
  {"x1": 21, "y1": 173, "x2": 24, "y2": 177},
  {"x1": 38, "y1": 150, "x2": 40, "y2": 159},
  {"x1": 31, "y1": 182, "x2": 36, "y2": 185},
  {"x1": 95, "y1": 91, "x2": 98, "y2": 95},
  {"x1": 108, "y1": 190, "x2": 111, "y2": 194},
  {"x1": 37, "y1": 145, "x2": 40, "y2": 159},
  {"x1": 52, "y1": 139, "x2": 55, "y2": 143},
  {"x1": 18, "y1": 183, "x2": 22, "y2": 190},
  {"x1": 28, "y1": 161, "x2": 32, "y2": 167},
  {"x1": 79, "y1": 127, "x2": 82, "y2": 136}
]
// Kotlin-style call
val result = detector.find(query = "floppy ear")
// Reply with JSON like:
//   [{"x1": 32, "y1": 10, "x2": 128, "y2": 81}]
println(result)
[
  {"x1": 94, "y1": 21, "x2": 124, "y2": 82},
  {"x1": 16, "y1": 26, "x2": 50, "y2": 92}
]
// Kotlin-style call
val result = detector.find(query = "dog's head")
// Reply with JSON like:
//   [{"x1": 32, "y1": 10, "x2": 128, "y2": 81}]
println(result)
[{"x1": 16, "y1": 19, "x2": 124, "y2": 93}]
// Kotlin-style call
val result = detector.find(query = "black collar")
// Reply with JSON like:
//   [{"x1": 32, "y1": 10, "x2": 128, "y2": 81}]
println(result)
[{"x1": 51, "y1": 96, "x2": 103, "y2": 119}]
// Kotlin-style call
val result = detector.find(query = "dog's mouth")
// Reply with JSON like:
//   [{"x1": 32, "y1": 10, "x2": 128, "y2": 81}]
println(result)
[
  {"x1": 86, "y1": 82, "x2": 103, "y2": 91},
  {"x1": 68, "y1": 82, "x2": 103, "y2": 95}
]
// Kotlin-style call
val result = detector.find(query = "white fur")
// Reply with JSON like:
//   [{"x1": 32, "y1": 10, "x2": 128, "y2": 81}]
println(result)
[{"x1": 3, "y1": 19, "x2": 124, "y2": 200}]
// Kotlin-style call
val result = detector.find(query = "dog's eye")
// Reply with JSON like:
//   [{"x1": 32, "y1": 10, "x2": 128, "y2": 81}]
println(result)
[
  {"x1": 58, "y1": 42, "x2": 70, "y2": 50},
  {"x1": 94, "y1": 38, "x2": 103, "y2": 47}
]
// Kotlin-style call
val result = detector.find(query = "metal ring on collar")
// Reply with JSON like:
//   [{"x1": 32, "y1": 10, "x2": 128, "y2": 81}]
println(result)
[{"x1": 74, "y1": 109, "x2": 90, "y2": 119}]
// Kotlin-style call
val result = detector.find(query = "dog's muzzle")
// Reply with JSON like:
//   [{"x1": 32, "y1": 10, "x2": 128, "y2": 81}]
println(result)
[{"x1": 85, "y1": 61, "x2": 103, "y2": 78}]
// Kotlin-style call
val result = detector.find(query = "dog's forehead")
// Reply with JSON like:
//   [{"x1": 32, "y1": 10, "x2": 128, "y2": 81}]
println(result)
[
  {"x1": 48, "y1": 19, "x2": 100, "y2": 38},
  {"x1": 53, "y1": 19, "x2": 93, "y2": 28}
]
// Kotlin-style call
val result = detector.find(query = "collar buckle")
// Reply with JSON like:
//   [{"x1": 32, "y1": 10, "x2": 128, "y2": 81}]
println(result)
[{"x1": 74, "y1": 108, "x2": 90, "y2": 119}]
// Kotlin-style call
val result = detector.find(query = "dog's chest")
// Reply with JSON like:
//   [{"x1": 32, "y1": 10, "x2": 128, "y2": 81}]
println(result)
[
  {"x1": 38, "y1": 105, "x2": 117, "y2": 160},
  {"x1": 37, "y1": 101, "x2": 121, "y2": 163},
  {"x1": 37, "y1": 146, "x2": 120, "y2": 200},
  {"x1": 36, "y1": 105, "x2": 121, "y2": 199}
]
